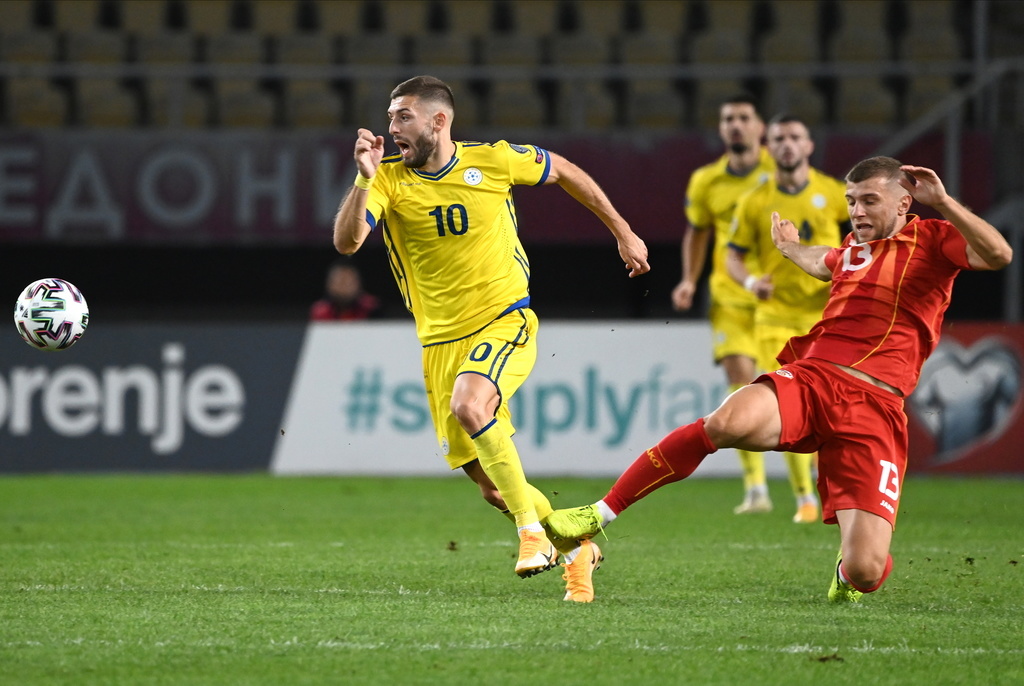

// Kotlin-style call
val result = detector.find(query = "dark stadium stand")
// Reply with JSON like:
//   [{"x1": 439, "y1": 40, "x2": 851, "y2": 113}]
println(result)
[
  {"x1": 0, "y1": 0, "x2": 1020, "y2": 324},
  {"x1": 0, "y1": 0, "x2": 1007, "y2": 131}
]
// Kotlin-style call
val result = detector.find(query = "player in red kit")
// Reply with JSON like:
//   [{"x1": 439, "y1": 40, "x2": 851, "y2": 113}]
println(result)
[{"x1": 544, "y1": 157, "x2": 1013, "y2": 602}]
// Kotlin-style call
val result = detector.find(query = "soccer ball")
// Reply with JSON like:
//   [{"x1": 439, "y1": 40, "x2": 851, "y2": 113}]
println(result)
[{"x1": 13, "y1": 278, "x2": 90, "y2": 351}]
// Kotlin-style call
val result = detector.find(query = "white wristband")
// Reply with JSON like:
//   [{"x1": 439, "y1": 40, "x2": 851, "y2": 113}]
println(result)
[{"x1": 743, "y1": 275, "x2": 758, "y2": 291}]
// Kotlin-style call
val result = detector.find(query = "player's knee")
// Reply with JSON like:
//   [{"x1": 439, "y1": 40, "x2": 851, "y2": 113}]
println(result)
[
  {"x1": 704, "y1": 386, "x2": 778, "y2": 449},
  {"x1": 843, "y1": 554, "x2": 891, "y2": 591},
  {"x1": 450, "y1": 398, "x2": 487, "y2": 432},
  {"x1": 704, "y1": 405, "x2": 753, "y2": 447}
]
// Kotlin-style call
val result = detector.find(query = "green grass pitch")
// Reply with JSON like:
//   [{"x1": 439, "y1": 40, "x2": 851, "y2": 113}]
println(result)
[{"x1": 1, "y1": 474, "x2": 1021, "y2": 685}]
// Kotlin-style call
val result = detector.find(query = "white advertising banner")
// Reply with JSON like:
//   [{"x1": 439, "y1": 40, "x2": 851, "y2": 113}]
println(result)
[{"x1": 272, "y1": 321, "x2": 792, "y2": 478}]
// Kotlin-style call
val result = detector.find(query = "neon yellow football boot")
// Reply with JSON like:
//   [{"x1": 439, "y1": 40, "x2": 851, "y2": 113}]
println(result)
[
  {"x1": 828, "y1": 550, "x2": 863, "y2": 603},
  {"x1": 543, "y1": 505, "x2": 603, "y2": 545}
]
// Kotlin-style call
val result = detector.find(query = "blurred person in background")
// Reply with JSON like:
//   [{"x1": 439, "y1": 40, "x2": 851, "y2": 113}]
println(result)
[
  {"x1": 309, "y1": 258, "x2": 382, "y2": 321},
  {"x1": 332, "y1": 75, "x2": 649, "y2": 602},
  {"x1": 725, "y1": 114, "x2": 850, "y2": 524},
  {"x1": 545, "y1": 157, "x2": 1013, "y2": 604},
  {"x1": 671, "y1": 94, "x2": 777, "y2": 516}
]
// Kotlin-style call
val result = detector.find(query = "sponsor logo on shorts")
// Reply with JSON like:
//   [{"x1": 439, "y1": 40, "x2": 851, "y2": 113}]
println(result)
[
  {"x1": 880, "y1": 500, "x2": 895, "y2": 514},
  {"x1": 775, "y1": 369, "x2": 794, "y2": 379},
  {"x1": 441, "y1": 437, "x2": 450, "y2": 455}
]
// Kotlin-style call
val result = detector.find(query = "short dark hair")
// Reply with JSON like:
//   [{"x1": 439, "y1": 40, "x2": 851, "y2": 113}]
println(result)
[
  {"x1": 767, "y1": 112, "x2": 807, "y2": 128},
  {"x1": 846, "y1": 156, "x2": 904, "y2": 184},
  {"x1": 390, "y1": 75, "x2": 455, "y2": 110},
  {"x1": 720, "y1": 93, "x2": 764, "y2": 120}
]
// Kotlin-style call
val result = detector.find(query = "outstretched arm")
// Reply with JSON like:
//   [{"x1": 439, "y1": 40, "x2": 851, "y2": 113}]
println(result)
[
  {"x1": 771, "y1": 211, "x2": 832, "y2": 281},
  {"x1": 899, "y1": 165, "x2": 1013, "y2": 271},
  {"x1": 334, "y1": 128, "x2": 385, "y2": 254},
  {"x1": 545, "y1": 152, "x2": 650, "y2": 278}
]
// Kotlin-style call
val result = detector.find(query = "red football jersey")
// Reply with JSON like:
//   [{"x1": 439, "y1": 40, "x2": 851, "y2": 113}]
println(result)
[{"x1": 779, "y1": 216, "x2": 974, "y2": 395}]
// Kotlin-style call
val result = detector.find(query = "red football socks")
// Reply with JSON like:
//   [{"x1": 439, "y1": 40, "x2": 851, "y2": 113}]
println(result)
[{"x1": 603, "y1": 418, "x2": 718, "y2": 515}]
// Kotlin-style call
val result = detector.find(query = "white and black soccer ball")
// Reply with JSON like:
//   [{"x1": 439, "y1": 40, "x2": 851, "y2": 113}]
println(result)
[{"x1": 14, "y1": 278, "x2": 90, "y2": 351}]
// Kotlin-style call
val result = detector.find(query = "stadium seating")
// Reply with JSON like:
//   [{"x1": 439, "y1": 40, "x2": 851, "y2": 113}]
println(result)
[
  {"x1": 618, "y1": 31, "x2": 681, "y2": 66},
  {"x1": 214, "y1": 78, "x2": 275, "y2": 128},
  {"x1": 0, "y1": 0, "x2": 37, "y2": 32},
  {"x1": 145, "y1": 78, "x2": 209, "y2": 127},
  {"x1": 0, "y1": 30, "x2": 58, "y2": 63},
  {"x1": 284, "y1": 78, "x2": 341, "y2": 128},
  {"x1": 700, "y1": 76, "x2": 758, "y2": 127},
  {"x1": 625, "y1": 78, "x2": 688, "y2": 129},
  {"x1": 835, "y1": 76, "x2": 899, "y2": 127},
  {"x1": 634, "y1": 0, "x2": 687, "y2": 36},
  {"x1": 0, "y1": 0, "x2": 989, "y2": 132},
  {"x1": 134, "y1": 32, "x2": 195, "y2": 63},
  {"x1": 554, "y1": 79, "x2": 617, "y2": 130},
  {"x1": 765, "y1": 78, "x2": 827, "y2": 124},
  {"x1": 65, "y1": 30, "x2": 128, "y2": 63},
  {"x1": 76, "y1": 77, "x2": 138, "y2": 126},
  {"x1": 486, "y1": 79, "x2": 546, "y2": 129},
  {"x1": 5, "y1": 77, "x2": 67, "y2": 127},
  {"x1": 904, "y1": 74, "x2": 957, "y2": 121},
  {"x1": 250, "y1": 0, "x2": 301, "y2": 36},
  {"x1": 273, "y1": 31, "x2": 335, "y2": 65}
]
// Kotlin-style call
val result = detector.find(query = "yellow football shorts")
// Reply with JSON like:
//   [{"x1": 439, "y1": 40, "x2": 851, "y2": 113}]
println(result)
[
  {"x1": 708, "y1": 300, "x2": 757, "y2": 363},
  {"x1": 422, "y1": 307, "x2": 538, "y2": 469},
  {"x1": 755, "y1": 318, "x2": 820, "y2": 372}
]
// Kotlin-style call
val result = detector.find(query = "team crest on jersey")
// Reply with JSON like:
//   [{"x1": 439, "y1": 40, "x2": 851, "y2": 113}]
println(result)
[
  {"x1": 812, "y1": 193, "x2": 827, "y2": 209},
  {"x1": 463, "y1": 167, "x2": 483, "y2": 185},
  {"x1": 775, "y1": 369, "x2": 794, "y2": 379},
  {"x1": 509, "y1": 143, "x2": 529, "y2": 154}
]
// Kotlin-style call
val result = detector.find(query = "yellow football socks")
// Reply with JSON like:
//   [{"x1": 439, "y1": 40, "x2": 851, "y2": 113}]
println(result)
[
  {"x1": 472, "y1": 418, "x2": 538, "y2": 527},
  {"x1": 527, "y1": 483, "x2": 554, "y2": 522},
  {"x1": 496, "y1": 485, "x2": 552, "y2": 523},
  {"x1": 738, "y1": 448, "x2": 766, "y2": 491},
  {"x1": 784, "y1": 451, "x2": 816, "y2": 498}
]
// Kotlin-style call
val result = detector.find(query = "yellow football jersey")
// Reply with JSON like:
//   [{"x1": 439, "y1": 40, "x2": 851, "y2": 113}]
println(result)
[
  {"x1": 728, "y1": 167, "x2": 848, "y2": 326},
  {"x1": 364, "y1": 140, "x2": 551, "y2": 345},
  {"x1": 684, "y1": 147, "x2": 774, "y2": 308}
]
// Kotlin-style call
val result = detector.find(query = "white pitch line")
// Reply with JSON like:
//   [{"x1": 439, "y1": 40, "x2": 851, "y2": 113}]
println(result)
[{"x1": 4, "y1": 637, "x2": 1021, "y2": 656}]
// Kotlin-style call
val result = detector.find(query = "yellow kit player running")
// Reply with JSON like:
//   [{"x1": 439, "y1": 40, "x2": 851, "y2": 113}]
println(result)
[
  {"x1": 726, "y1": 114, "x2": 849, "y2": 523},
  {"x1": 671, "y1": 94, "x2": 775, "y2": 515},
  {"x1": 333, "y1": 75, "x2": 649, "y2": 602}
]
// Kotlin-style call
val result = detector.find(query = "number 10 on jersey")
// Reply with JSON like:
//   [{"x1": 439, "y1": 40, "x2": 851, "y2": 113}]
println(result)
[{"x1": 430, "y1": 204, "x2": 469, "y2": 237}]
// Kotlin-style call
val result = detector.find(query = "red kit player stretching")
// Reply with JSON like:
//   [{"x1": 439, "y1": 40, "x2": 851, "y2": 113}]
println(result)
[{"x1": 544, "y1": 157, "x2": 1013, "y2": 602}]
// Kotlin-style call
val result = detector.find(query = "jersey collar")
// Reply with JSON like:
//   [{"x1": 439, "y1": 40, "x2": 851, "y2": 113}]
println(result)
[{"x1": 412, "y1": 143, "x2": 460, "y2": 181}]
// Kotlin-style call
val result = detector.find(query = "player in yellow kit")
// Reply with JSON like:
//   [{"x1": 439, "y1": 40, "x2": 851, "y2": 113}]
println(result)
[
  {"x1": 333, "y1": 75, "x2": 649, "y2": 602},
  {"x1": 671, "y1": 94, "x2": 776, "y2": 515},
  {"x1": 726, "y1": 114, "x2": 849, "y2": 523}
]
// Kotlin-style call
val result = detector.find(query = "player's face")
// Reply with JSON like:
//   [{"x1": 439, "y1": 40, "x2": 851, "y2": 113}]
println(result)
[
  {"x1": 766, "y1": 121, "x2": 813, "y2": 173},
  {"x1": 387, "y1": 95, "x2": 439, "y2": 168},
  {"x1": 845, "y1": 176, "x2": 909, "y2": 243},
  {"x1": 718, "y1": 103, "x2": 764, "y2": 154},
  {"x1": 327, "y1": 266, "x2": 361, "y2": 301}
]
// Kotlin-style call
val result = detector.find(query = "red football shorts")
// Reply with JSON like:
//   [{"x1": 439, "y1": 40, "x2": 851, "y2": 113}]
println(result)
[{"x1": 756, "y1": 358, "x2": 908, "y2": 529}]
